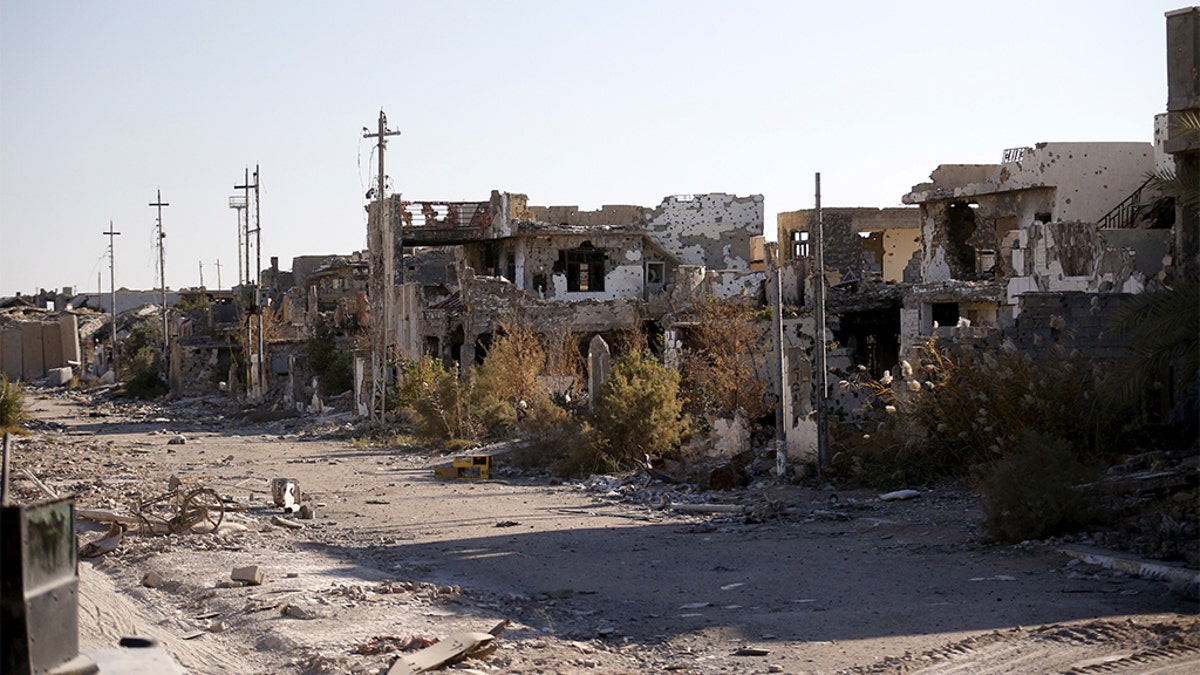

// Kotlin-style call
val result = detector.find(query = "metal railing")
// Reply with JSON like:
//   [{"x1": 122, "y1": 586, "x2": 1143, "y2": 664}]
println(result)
[{"x1": 1096, "y1": 176, "x2": 1154, "y2": 229}]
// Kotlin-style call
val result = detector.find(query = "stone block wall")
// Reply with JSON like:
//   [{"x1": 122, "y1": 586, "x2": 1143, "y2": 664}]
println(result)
[{"x1": 1008, "y1": 292, "x2": 1130, "y2": 360}]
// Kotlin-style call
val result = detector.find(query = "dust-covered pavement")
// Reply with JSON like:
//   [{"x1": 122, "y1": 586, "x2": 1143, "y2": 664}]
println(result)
[{"x1": 7, "y1": 390, "x2": 1199, "y2": 674}]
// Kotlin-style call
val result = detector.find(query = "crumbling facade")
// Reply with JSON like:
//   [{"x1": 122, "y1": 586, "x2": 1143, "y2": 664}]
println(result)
[
  {"x1": 371, "y1": 191, "x2": 766, "y2": 370},
  {"x1": 897, "y1": 141, "x2": 1173, "y2": 355}
]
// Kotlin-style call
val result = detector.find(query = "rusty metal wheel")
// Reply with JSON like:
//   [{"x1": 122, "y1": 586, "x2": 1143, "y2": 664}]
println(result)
[{"x1": 171, "y1": 487, "x2": 225, "y2": 533}]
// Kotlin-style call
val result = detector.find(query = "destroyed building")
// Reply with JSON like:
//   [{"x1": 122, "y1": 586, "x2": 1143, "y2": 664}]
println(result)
[
  {"x1": 899, "y1": 140, "x2": 1166, "y2": 355},
  {"x1": 368, "y1": 191, "x2": 766, "y2": 371},
  {"x1": 771, "y1": 7, "x2": 1200, "y2": 458}
]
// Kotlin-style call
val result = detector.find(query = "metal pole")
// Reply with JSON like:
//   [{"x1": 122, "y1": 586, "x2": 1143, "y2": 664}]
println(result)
[
  {"x1": 234, "y1": 171, "x2": 258, "y2": 400},
  {"x1": 254, "y1": 165, "x2": 264, "y2": 399},
  {"x1": 103, "y1": 221, "x2": 121, "y2": 379},
  {"x1": 773, "y1": 259, "x2": 787, "y2": 477},
  {"x1": 1, "y1": 432, "x2": 10, "y2": 506},
  {"x1": 149, "y1": 190, "x2": 170, "y2": 379},
  {"x1": 813, "y1": 173, "x2": 830, "y2": 474}
]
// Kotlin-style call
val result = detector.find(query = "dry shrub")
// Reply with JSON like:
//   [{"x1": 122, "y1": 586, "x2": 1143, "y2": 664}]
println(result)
[
  {"x1": 543, "y1": 325, "x2": 585, "y2": 403},
  {"x1": 833, "y1": 338, "x2": 1118, "y2": 487},
  {"x1": 508, "y1": 397, "x2": 604, "y2": 476},
  {"x1": 1, "y1": 374, "x2": 28, "y2": 432},
  {"x1": 400, "y1": 356, "x2": 492, "y2": 446},
  {"x1": 474, "y1": 318, "x2": 546, "y2": 415},
  {"x1": 404, "y1": 319, "x2": 586, "y2": 455},
  {"x1": 976, "y1": 430, "x2": 1101, "y2": 543},
  {"x1": 590, "y1": 351, "x2": 690, "y2": 467},
  {"x1": 679, "y1": 297, "x2": 769, "y2": 421}
]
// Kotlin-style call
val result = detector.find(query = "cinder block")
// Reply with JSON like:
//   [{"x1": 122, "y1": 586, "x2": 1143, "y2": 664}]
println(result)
[
  {"x1": 47, "y1": 367, "x2": 72, "y2": 386},
  {"x1": 231, "y1": 565, "x2": 264, "y2": 586}
]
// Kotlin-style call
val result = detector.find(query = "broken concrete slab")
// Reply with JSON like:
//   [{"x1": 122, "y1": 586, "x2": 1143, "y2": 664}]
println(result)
[
  {"x1": 387, "y1": 631, "x2": 495, "y2": 675},
  {"x1": 231, "y1": 565, "x2": 264, "y2": 586},
  {"x1": 79, "y1": 523, "x2": 124, "y2": 558},
  {"x1": 46, "y1": 366, "x2": 73, "y2": 386}
]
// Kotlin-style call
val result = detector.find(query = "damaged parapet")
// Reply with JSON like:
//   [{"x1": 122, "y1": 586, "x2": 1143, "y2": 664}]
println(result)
[
  {"x1": 370, "y1": 189, "x2": 766, "y2": 374},
  {"x1": 902, "y1": 142, "x2": 1160, "y2": 289},
  {"x1": 390, "y1": 191, "x2": 764, "y2": 302},
  {"x1": 778, "y1": 207, "x2": 922, "y2": 285}
]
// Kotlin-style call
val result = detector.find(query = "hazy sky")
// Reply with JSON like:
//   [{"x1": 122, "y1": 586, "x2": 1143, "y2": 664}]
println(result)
[{"x1": 0, "y1": 1, "x2": 1182, "y2": 296}]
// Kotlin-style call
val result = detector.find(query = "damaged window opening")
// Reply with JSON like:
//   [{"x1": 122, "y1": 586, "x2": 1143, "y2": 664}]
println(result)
[
  {"x1": 931, "y1": 302, "x2": 960, "y2": 329},
  {"x1": 979, "y1": 249, "x2": 997, "y2": 274},
  {"x1": 792, "y1": 230, "x2": 809, "y2": 258},
  {"x1": 646, "y1": 261, "x2": 665, "y2": 284},
  {"x1": 946, "y1": 202, "x2": 978, "y2": 279},
  {"x1": 560, "y1": 242, "x2": 605, "y2": 292}
]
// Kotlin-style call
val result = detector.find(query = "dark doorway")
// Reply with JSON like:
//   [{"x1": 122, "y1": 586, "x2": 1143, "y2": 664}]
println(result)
[{"x1": 834, "y1": 308, "x2": 901, "y2": 378}]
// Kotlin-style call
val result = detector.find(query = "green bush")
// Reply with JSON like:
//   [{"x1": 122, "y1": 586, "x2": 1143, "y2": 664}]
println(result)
[
  {"x1": 307, "y1": 315, "x2": 353, "y2": 397},
  {"x1": 120, "y1": 319, "x2": 167, "y2": 398},
  {"x1": 976, "y1": 431, "x2": 1101, "y2": 543},
  {"x1": 1, "y1": 375, "x2": 28, "y2": 431},
  {"x1": 590, "y1": 351, "x2": 690, "y2": 467}
]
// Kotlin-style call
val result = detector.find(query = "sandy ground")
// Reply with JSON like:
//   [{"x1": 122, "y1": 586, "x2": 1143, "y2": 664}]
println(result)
[{"x1": 6, "y1": 390, "x2": 1199, "y2": 674}]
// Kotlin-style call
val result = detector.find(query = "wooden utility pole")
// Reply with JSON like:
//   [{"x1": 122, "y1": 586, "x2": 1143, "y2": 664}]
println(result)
[
  {"x1": 363, "y1": 110, "x2": 401, "y2": 425},
  {"x1": 813, "y1": 173, "x2": 830, "y2": 474},
  {"x1": 103, "y1": 221, "x2": 121, "y2": 378},
  {"x1": 214, "y1": 259, "x2": 223, "y2": 292},
  {"x1": 149, "y1": 190, "x2": 170, "y2": 378}
]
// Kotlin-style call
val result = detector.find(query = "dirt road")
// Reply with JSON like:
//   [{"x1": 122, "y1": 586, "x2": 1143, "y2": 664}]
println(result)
[{"x1": 8, "y1": 391, "x2": 1198, "y2": 673}]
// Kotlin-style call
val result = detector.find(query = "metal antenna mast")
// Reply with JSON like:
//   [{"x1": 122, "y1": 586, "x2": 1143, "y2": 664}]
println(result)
[
  {"x1": 229, "y1": 194, "x2": 247, "y2": 285},
  {"x1": 363, "y1": 110, "x2": 401, "y2": 425},
  {"x1": 149, "y1": 189, "x2": 170, "y2": 379},
  {"x1": 103, "y1": 221, "x2": 121, "y2": 378}
]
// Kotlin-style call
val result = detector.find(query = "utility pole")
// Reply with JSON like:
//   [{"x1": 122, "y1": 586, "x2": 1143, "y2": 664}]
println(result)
[
  {"x1": 235, "y1": 169, "x2": 262, "y2": 401},
  {"x1": 253, "y1": 165, "x2": 264, "y2": 399},
  {"x1": 214, "y1": 259, "x2": 223, "y2": 292},
  {"x1": 813, "y1": 173, "x2": 830, "y2": 474},
  {"x1": 773, "y1": 248, "x2": 787, "y2": 478},
  {"x1": 199, "y1": 261, "x2": 205, "y2": 289},
  {"x1": 103, "y1": 221, "x2": 120, "y2": 379},
  {"x1": 363, "y1": 110, "x2": 401, "y2": 425},
  {"x1": 149, "y1": 189, "x2": 170, "y2": 380}
]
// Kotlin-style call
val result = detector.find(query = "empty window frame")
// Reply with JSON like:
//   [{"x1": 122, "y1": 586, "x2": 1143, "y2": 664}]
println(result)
[{"x1": 560, "y1": 243, "x2": 605, "y2": 292}]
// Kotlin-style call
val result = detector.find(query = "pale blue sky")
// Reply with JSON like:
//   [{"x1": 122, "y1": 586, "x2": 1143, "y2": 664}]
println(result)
[{"x1": 0, "y1": 1, "x2": 1182, "y2": 295}]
